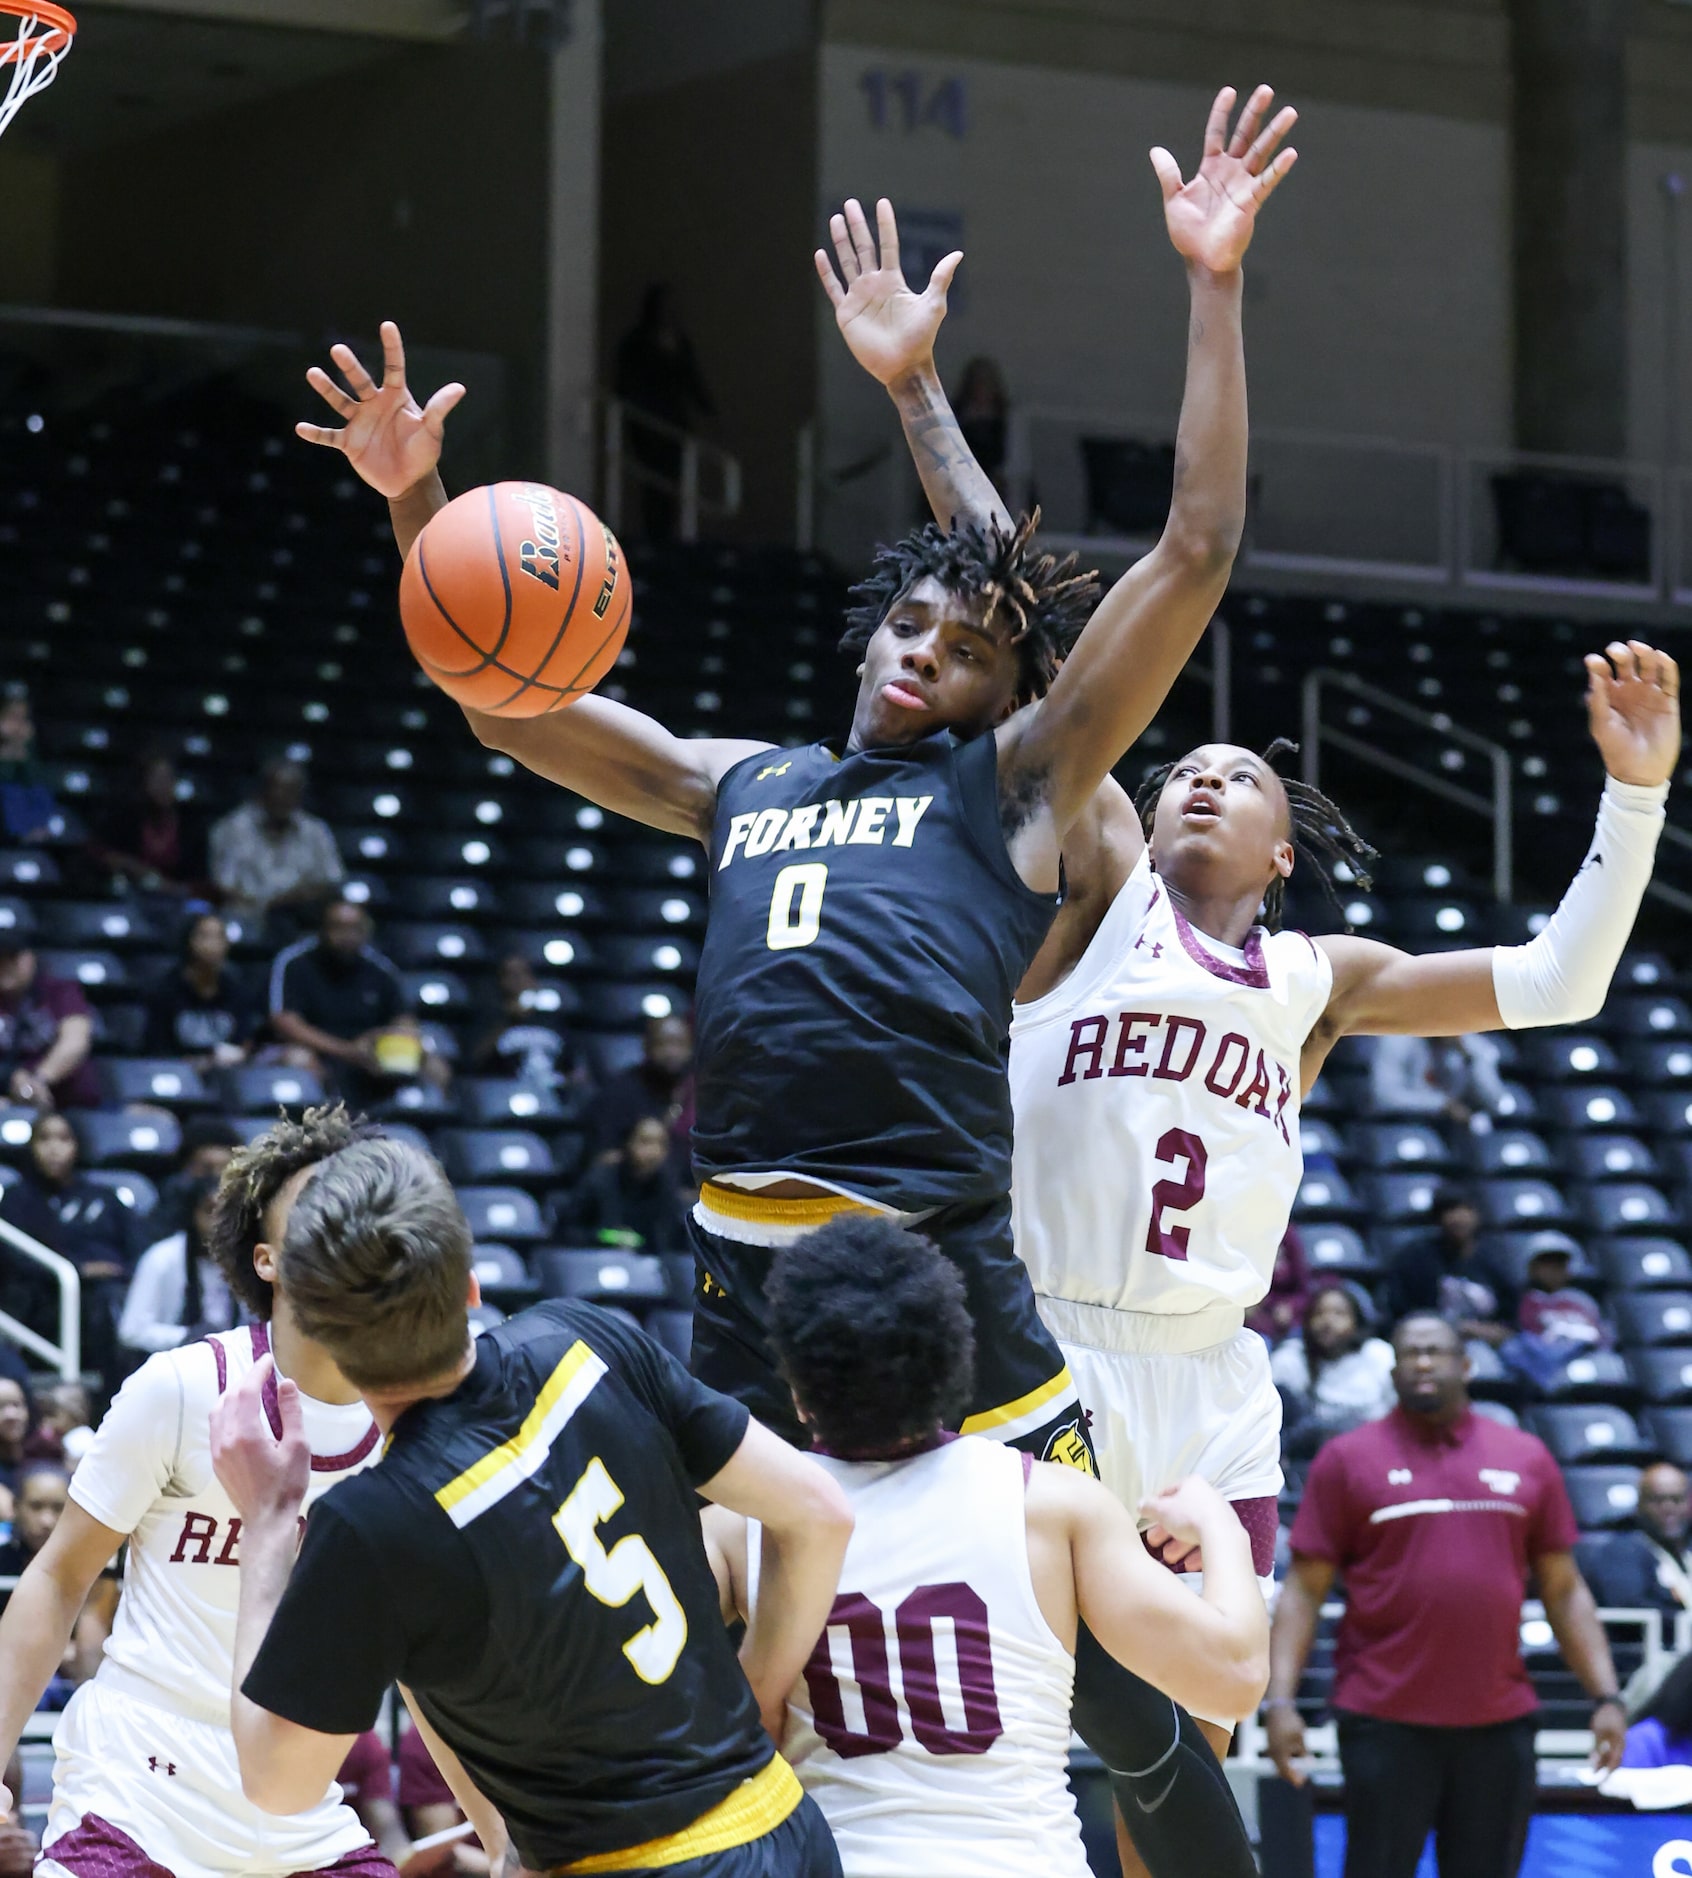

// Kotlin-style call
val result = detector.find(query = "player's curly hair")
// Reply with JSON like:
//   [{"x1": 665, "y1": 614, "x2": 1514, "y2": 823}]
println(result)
[
  {"x1": 767, "y1": 1217, "x2": 975, "y2": 1458},
  {"x1": 207, "y1": 1104, "x2": 383, "y2": 1320},
  {"x1": 840, "y1": 511, "x2": 1100, "y2": 706},
  {"x1": 1133, "y1": 736, "x2": 1378, "y2": 932}
]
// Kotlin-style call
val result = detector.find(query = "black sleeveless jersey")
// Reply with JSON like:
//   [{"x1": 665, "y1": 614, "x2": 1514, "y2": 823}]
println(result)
[
  {"x1": 692, "y1": 729, "x2": 1058, "y2": 1210},
  {"x1": 241, "y1": 1302, "x2": 770, "y2": 1872}
]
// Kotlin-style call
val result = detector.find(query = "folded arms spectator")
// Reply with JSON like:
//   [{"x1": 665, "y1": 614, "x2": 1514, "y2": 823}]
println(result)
[{"x1": 209, "y1": 760, "x2": 343, "y2": 925}]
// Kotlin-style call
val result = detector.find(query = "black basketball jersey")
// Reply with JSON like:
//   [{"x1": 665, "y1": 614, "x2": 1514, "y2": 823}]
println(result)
[
  {"x1": 242, "y1": 1302, "x2": 771, "y2": 1872},
  {"x1": 692, "y1": 729, "x2": 1058, "y2": 1210}
]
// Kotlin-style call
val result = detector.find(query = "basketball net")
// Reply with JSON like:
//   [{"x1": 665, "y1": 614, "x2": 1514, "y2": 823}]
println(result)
[{"x1": 0, "y1": 5, "x2": 75, "y2": 141}]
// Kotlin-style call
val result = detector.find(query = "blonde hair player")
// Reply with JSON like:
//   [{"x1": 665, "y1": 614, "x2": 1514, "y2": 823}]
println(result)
[{"x1": 1006, "y1": 641, "x2": 1678, "y2": 1802}]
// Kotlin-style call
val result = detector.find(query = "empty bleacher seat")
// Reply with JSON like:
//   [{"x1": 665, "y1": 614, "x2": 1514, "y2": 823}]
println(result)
[
  {"x1": 469, "y1": 1242, "x2": 538, "y2": 1304},
  {"x1": 1468, "y1": 1130, "x2": 1554, "y2": 1175},
  {"x1": 1616, "y1": 1291, "x2": 1692, "y2": 1347},
  {"x1": 1568, "y1": 1135, "x2": 1659, "y2": 1181},
  {"x1": 1301, "y1": 1224, "x2": 1380, "y2": 1280},
  {"x1": 537, "y1": 1248, "x2": 668, "y2": 1305},
  {"x1": 1605, "y1": 995, "x2": 1692, "y2": 1040},
  {"x1": 1525, "y1": 1405, "x2": 1650, "y2": 1465},
  {"x1": 375, "y1": 1081, "x2": 459, "y2": 1123},
  {"x1": 1543, "y1": 1085, "x2": 1640, "y2": 1132},
  {"x1": 1624, "y1": 1042, "x2": 1692, "y2": 1089},
  {"x1": 456, "y1": 1079, "x2": 577, "y2": 1127},
  {"x1": 39, "y1": 949, "x2": 128, "y2": 994},
  {"x1": 1540, "y1": 1351, "x2": 1636, "y2": 1402},
  {"x1": 1577, "y1": 1183, "x2": 1677, "y2": 1234},
  {"x1": 1630, "y1": 1348, "x2": 1692, "y2": 1404},
  {"x1": 36, "y1": 901, "x2": 161, "y2": 951},
  {"x1": 67, "y1": 1108, "x2": 181, "y2": 1166},
  {"x1": 401, "y1": 969, "x2": 472, "y2": 1016},
  {"x1": 1563, "y1": 1466, "x2": 1641, "y2": 1531},
  {"x1": 0, "y1": 850, "x2": 60, "y2": 892},
  {"x1": 1350, "y1": 1123, "x2": 1452, "y2": 1171},
  {"x1": 1477, "y1": 1178, "x2": 1571, "y2": 1229},
  {"x1": 1597, "y1": 1237, "x2": 1692, "y2": 1290},
  {"x1": 1293, "y1": 1168, "x2": 1359, "y2": 1218},
  {"x1": 383, "y1": 922, "x2": 490, "y2": 971},
  {"x1": 218, "y1": 1064, "x2": 327, "y2": 1111},
  {"x1": 455, "y1": 1187, "x2": 545, "y2": 1244},
  {"x1": 1645, "y1": 1407, "x2": 1692, "y2": 1467},
  {"x1": 1522, "y1": 1035, "x2": 1621, "y2": 1081},
  {"x1": 1363, "y1": 1172, "x2": 1442, "y2": 1223},
  {"x1": 81, "y1": 1168, "x2": 159, "y2": 1216},
  {"x1": 96, "y1": 1059, "x2": 210, "y2": 1110},
  {"x1": 436, "y1": 1129, "x2": 557, "y2": 1185}
]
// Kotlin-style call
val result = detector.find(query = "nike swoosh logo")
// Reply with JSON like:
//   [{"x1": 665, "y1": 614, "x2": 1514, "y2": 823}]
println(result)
[{"x1": 1134, "y1": 1773, "x2": 1179, "y2": 1815}]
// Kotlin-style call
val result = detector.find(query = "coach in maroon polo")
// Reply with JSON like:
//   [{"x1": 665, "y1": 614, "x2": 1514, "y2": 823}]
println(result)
[{"x1": 1265, "y1": 1312, "x2": 1625, "y2": 1878}]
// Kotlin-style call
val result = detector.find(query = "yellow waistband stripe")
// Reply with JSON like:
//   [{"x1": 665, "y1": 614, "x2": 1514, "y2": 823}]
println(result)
[
  {"x1": 553, "y1": 1755, "x2": 802, "y2": 1873},
  {"x1": 699, "y1": 1181, "x2": 881, "y2": 1227},
  {"x1": 959, "y1": 1364, "x2": 1077, "y2": 1435}
]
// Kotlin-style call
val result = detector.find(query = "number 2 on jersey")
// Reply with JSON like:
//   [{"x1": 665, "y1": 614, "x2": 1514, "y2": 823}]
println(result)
[
  {"x1": 1146, "y1": 1127, "x2": 1207, "y2": 1262},
  {"x1": 553, "y1": 1458, "x2": 688, "y2": 1684},
  {"x1": 767, "y1": 862, "x2": 828, "y2": 951}
]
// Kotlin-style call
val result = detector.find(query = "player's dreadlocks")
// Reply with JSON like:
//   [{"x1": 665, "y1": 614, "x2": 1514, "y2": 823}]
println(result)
[
  {"x1": 207, "y1": 1103, "x2": 382, "y2": 1319},
  {"x1": 1133, "y1": 736, "x2": 1377, "y2": 931},
  {"x1": 840, "y1": 511, "x2": 1100, "y2": 705}
]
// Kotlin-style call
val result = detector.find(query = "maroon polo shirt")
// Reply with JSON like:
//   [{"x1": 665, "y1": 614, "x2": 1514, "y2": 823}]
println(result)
[{"x1": 1290, "y1": 1404, "x2": 1578, "y2": 1728}]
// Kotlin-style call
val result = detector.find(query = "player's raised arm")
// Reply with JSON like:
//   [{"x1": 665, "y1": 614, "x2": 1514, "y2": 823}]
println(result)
[
  {"x1": 816, "y1": 196, "x2": 1008, "y2": 534},
  {"x1": 1308, "y1": 642, "x2": 1678, "y2": 1063},
  {"x1": 696, "y1": 1419, "x2": 854, "y2": 1741},
  {"x1": 1000, "y1": 85, "x2": 1296, "y2": 854},
  {"x1": 300, "y1": 323, "x2": 773, "y2": 841},
  {"x1": 1032, "y1": 1467, "x2": 1270, "y2": 1723}
]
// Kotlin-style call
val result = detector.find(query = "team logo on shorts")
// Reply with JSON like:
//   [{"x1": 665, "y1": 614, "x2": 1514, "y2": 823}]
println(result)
[{"x1": 1042, "y1": 1419, "x2": 1096, "y2": 1476}]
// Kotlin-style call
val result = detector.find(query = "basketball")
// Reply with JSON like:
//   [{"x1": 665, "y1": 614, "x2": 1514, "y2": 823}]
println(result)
[{"x1": 398, "y1": 482, "x2": 631, "y2": 718}]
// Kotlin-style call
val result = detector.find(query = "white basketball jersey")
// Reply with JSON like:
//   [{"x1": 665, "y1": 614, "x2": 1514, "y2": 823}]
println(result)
[
  {"x1": 69, "y1": 1324, "x2": 381, "y2": 1726},
  {"x1": 1010, "y1": 855, "x2": 1333, "y2": 1318},
  {"x1": 751, "y1": 1438, "x2": 1088, "y2": 1878}
]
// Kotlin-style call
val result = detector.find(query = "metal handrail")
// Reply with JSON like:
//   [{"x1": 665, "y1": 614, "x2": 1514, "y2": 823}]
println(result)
[
  {"x1": 1301, "y1": 668, "x2": 1514, "y2": 903},
  {"x1": 0, "y1": 1217, "x2": 79, "y2": 1378},
  {"x1": 601, "y1": 397, "x2": 741, "y2": 544}
]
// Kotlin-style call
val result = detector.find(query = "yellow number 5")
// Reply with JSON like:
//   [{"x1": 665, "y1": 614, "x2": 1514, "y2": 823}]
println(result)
[{"x1": 554, "y1": 1458, "x2": 688, "y2": 1683}]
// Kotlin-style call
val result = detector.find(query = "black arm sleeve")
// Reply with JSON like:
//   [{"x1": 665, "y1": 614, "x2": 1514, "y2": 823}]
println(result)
[{"x1": 242, "y1": 1491, "x2": 414, "y2": 1737}]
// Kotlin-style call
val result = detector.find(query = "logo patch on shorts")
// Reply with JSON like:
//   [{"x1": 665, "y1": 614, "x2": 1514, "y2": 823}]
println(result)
[{"x1": 1043, "y1": 1419, "x2": 1096, "y2": 1475}]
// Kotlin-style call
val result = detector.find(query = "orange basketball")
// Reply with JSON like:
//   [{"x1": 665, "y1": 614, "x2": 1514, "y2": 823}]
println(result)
[{"x1": 398, "y1": 482, "x2": 631, "y2": 718}]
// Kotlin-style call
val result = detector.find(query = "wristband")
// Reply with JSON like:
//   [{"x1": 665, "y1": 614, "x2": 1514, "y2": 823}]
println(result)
[
  {"x1": 1261, "y1": 1697, "x2": 1300, "y2": 1713},
  {"x1": 1590, "y1": 1695, "x2": 1625, "y2": 1716}
]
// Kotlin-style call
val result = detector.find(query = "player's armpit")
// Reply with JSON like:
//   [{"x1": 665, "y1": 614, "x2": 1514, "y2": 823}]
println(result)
[
  {"x1": 698, "y1": 1505, "x2": 749, "y2": 1626},
  {"x1": 1017, "y1": 776, "x2": 1146, "y2": 1003},
  {"x1": 1311, "y1": 935, "x2": 1503, "y2": 1047},
  {"x1": 462, "y1": 695, "x2": 773, "y2": 843}
]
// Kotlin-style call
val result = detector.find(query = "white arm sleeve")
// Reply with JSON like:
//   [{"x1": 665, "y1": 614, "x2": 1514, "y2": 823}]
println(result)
[{"x1": 1491, "y1": 778, "x2": 1668, "y2": 1029}]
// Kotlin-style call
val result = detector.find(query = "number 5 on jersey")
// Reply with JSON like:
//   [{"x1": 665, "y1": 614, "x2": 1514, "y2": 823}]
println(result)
[
  {"x1": 554, "y1": 1458, "x2": 688, "y2": 1684},
  {"x1": 768, "y1": 862, "x2": 828, "y2": 952}
]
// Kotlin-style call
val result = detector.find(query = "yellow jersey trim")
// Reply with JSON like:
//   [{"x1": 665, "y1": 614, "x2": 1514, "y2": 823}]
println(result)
[
  {"x1": 959, "y1": 1365, "x2": 1076, "y2": 1436},
  {"x1": 698, "y1": 1181, "x2": 880, "y2": 1227},
  {"x1": 552, "y1": 1755, "x2": 801, "y2": 1873},
  {"x1": 434, "y1": 1339, "x2": 607, "y2": 1528}
]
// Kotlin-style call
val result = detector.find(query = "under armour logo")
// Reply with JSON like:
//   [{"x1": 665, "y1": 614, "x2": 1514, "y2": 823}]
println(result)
[
  {"x1": 147, "y1": 1758, "x2": 178, "y2": 1777},
  {"x1": 1580, "y1": 851, "x2": 1605, "y2": 874},
  {"x1": 1134, "y1": 935, "x2": 1164, "y2": 960},
  {"x1": 755, "y1": 762, "x2": 793, "y2": 782},
  {"x1": 1388, "y1": 1468, "x2": 1412, "y2": 1485}
]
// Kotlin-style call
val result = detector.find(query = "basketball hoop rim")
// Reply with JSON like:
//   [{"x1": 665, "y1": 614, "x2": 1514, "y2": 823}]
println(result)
[{"x1": 0, "y1": 2, "x2": 76, "y2": 58}]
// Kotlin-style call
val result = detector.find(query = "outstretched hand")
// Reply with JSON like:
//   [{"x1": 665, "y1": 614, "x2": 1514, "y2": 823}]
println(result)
[
  {"x1": 1152, "y1": 84, "x2": 1298, "y2": 276},
  {"x1": 815, "y1": 197, "x2": 962, "y2": 387},
  {"x1": 1586, "y1": 640, "x2": 1681, "y2": 788},
  {"x1": 297, "y1": 321, "x2": 466, "y2": 501}
]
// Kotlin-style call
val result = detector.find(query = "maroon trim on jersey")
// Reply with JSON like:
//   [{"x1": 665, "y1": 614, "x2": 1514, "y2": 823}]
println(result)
[
  {"x1": 1020, "y1": 1449, "x2": 1034, "y2": 1487},
  {"x1": 310, "y1": 1421, "x2": 381, "y2": 1474},
  {"x1": 250, "y1": 1322, "x2": 270, "y2": 1361},
  {"x1": 286, "y1": 1844, "x2": 400, "y2": 1878},
  {"x1": 248, "y1": 1318, "x2": 379, "y2": 1473},
  {"x1": 1232, "y1": 1494, "x2": 1279, "y2": 1577},
  {"x1": 206, "y1": 1337, "x2": 228, "y2": 1395},
  {"x1": 1169, "y1": 896, "x2": 1271, "y2": 990},
  {"x1": 43, "y1": 1812, "x2": 177, "y2": 1878}
]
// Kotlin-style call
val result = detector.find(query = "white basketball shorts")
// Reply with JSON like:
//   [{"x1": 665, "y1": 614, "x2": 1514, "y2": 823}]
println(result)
[{"x1": 39, "y1": 1677, "x2": 379, "y2": 1878}]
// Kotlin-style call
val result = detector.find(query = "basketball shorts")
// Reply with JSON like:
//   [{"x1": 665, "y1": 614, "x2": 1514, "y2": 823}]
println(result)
[
  {"x1": 39, "y1": 1678, "x2": 388, "y2": 1878},
  {"x1": 688, "y1": 1190, "x2": 1094, "y2": 1471}
]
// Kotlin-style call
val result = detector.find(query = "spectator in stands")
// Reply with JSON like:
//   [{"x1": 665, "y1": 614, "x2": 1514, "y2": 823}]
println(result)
[
  {"x1": 613, "y1": 283, "x2": 715, "y2": 541},
  {"x1": 0, "y1": 694, "x2": 60, "y2": 848},
  {"x1": 469, "y1": 951, "x2": 584, "y2": 1092},
  {"x1": 0, "y1": 1115, "x2": 131, "y2": 1379},
  {"x1": 1266, "y1": 1313, "x2": 1625, "y2": 1877},
  {"x1": 952, "y1": 356, "x2": 1011, "y2": 495},
  {"x1": 270, "y1": 900, "x2": 442, "y2": 1102},
  {"x1": 1246, "y1": 1225, "x2": 1312, "y2": 1344},
  {"x1": 592, "y1": 1012, "x2": 693, "y2": 1168},
  {"x1": 88, "y1": 749, "x2": 210, "y2": 902},
  {"x1": 25, "y1": 1380, "x2": 93, "y2": 1471},
  {"x1": 209, "y1": 758, "x2": 343, "y2": 931},
  {"x1": 1271, "y1": 1282, "x2": 1396, "y2": 1460},
  {"x1": 0, "y1": 1378, "x2": 28, "y2": 1525},
  {"x1": 1579, "y1": 1461, "x2": 1692, "y2": 1620},
  {"x1": 1623, "y1": 1654, "x2": 1692, "y2": 1768},
  {"x1": 559, "y1": 1115, "x2": 686, "y2": 1253},
  {"x1": 1369, "y1": 1030, "x2": 1508, "y2": 1124},
  {"x1": 117, "y1": 1179, "x2": 236, "y2": 1357},
  {"x1": 0, "y1": 1752, "x2": 34, "y2": 1878},
  {"x1": 0, "y1": 1461, "x2": 116, "y2": 1707},
  {"x1": 145, "y1": 912, "x2": 260, "y2": 1071},
  {"x1": 151, "y1": 1115, "x2": 244, "y2": 1236},
  {"x1": 0, "y1": 944, "x2": 96, "y2": 1110},
  {"x1": 1383, "y1": 1182, "x2": 1516, "y2": 1376},
  {"x1": 1500, "y1": 1243, "x2": 1611, "y2": 1393}
]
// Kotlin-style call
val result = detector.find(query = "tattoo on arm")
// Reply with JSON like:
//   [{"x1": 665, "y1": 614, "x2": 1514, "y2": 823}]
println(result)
[{"x1": 890, "y1": 371, "x2": 1009, "y2": 533}]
